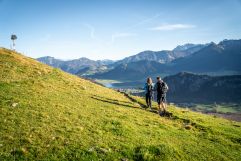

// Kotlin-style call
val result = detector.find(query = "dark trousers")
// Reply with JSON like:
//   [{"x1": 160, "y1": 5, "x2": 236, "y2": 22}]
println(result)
[
  {"x1": 145, "y1": 93, "x2": 152, "y2": 108},
  {"x1": 157, "y1": 94, "x2": 166, "y2": 105}
]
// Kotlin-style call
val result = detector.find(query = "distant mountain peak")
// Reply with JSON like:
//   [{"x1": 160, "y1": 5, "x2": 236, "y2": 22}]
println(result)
[
  {"x1": 173, "y1": 43, "x2": 199, "y2": 51},
  {"x1": 175, "y1": 71, "x2": 196, "y2": 76},
  {"x1": 218, "y1": 39, "x2": 241, "y2": 48},
  {"x1": 38, "y1": 56, "x2": 59, "y2": 60}
]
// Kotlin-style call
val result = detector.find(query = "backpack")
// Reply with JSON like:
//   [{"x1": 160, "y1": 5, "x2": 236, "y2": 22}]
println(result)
[
  {"x1": 157, "y1": 81, "x2": 168, "y2": 94},
  {"x1": 147, "y1": 84, "x2": 153, "y2": 94}
]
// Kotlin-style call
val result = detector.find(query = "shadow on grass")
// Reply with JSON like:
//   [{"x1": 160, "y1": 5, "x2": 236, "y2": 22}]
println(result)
[
  {"x1": 92, "y1": 94, "x2": 131, "y2": 104},
  {"x1": 91, "y1": 96, "x2": 138, "y2": 108},
  {"x1": 93, "y1": 93, "x2": 209, "y2": 132}
]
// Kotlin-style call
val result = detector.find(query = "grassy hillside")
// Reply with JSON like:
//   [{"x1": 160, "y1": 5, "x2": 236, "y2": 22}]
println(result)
[{"x1": 0, "y1": 48, "x2": 241, "y2": 160}]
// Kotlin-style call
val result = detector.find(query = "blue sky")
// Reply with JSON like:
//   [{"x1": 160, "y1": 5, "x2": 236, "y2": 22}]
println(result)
[{"x1": 0, "y1": 0, "x2": 241, "y2": 60}]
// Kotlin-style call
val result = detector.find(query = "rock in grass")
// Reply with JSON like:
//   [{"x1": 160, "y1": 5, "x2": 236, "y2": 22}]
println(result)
[
  {"x1": 99, "y1": 147, "x2": 111, "y2": 154},
  {"x1": 185, "y1": 124, "x2": 192, "y2": 130},
  {"x1": 88, "y1": 147, "x2": 95, "y2": 152},
  {"x1": 11, "y1": 103, "x2": 18, "y2": 107}
]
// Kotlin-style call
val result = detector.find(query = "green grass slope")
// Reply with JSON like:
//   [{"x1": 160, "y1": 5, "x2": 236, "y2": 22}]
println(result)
[{"x1": 0, "y1": 48, "x2": 241, "y2": 160}]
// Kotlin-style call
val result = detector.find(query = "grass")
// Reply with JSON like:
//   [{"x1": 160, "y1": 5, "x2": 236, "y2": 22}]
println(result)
[{"x1": 0, "y1": 48, "x2": 241, "y2": 160}]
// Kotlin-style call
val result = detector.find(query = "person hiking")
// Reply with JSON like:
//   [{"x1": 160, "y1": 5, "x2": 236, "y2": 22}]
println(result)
[
  {"x1": 154, "y1": 76, "x2": 169, "y2": 116},
  {"x1": 143, "y1": 77, "x2": 154, "y2": 110}
]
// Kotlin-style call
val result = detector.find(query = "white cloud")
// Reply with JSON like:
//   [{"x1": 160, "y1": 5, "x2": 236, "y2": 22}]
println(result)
[
  {"x1": 126, "y1": 13, "x2": 161, "y2": 30},
  {"x1": 149, "y1": 24, "x2": 196, "y2": 31},
  {"x1": 109, "y1": 14, "x2": 159, "y2": 43},
  {"x1": 111, "y1": 33, "x2": 137, "y2": 43}
]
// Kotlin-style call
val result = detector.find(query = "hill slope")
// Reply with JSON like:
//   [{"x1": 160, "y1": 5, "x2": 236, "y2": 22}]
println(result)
[
  {"x1": 1, "y1": 48, "x2": 241, "y2": 160},
  {"x1": 92, "y1": 60, "x2": 166, "y2": 80},
  {"x1": 164, "y1": 72, "x2": 241, "y2": 103},
  {"x1": 169, "y1": 40, "x2": 241, "y2": 73}
]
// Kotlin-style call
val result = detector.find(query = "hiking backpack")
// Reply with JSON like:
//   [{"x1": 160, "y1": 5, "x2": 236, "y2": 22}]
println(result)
[{"x1": 157, "y1": 81, "x2": 168, "y2": 94}]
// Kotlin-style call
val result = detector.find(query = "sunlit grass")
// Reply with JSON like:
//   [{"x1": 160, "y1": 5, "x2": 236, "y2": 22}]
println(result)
[{"x1": 0, "y1": 48, "x2": 241, "y2": 160}]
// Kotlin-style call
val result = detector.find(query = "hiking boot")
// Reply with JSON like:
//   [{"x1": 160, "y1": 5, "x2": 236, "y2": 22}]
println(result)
[{"x1": 159, "y1": 111, "x2": 164, "y2": 116}]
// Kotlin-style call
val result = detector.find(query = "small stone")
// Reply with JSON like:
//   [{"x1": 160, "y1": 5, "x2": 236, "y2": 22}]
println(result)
[
  {"x1": 100, "y1": 147, "x2": 109, "y2": 153},
  {"x1": 88, "y1": 147, "x2": 95, "y2": 152},
  {"x1": 11, "y1": 103, "x2": 18, "y2": 107},
  {"x1": 185, "y1": 125, "x2": 192, "y2": 130}
]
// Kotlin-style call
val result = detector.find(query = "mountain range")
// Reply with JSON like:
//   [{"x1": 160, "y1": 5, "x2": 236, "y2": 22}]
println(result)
[
  {"x1": 93, "y1": 39, "x2": 241, "y2": 81},
  {"x1": 37, "y1": 39, "x2": 241, "y2": 82},
  {"x1": 37, "y1": 56, "x2": 114, "y2": 74},
  {"x1": 114, "y1": 43, "x2": 208, "y2": 65},
  {"x1": 37, "y1": 43, "x2": 209, "y2": 75}
]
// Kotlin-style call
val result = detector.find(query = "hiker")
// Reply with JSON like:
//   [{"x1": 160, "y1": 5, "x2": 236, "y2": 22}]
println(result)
[
  {"x1": 154, "y1": 76, "x2": 169, "y2": 116},
  {"x1": 143, "y1": 77, "x2": 154, "y2": 110}
]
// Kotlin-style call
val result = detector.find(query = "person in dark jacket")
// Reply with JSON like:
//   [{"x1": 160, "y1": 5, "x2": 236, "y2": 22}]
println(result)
[
  {"x1": 143, "y1": 77, "x2": 154, "y2": 110},
  {"x1": 154, "y1": 76, "x2": 169, "y2": 116}
]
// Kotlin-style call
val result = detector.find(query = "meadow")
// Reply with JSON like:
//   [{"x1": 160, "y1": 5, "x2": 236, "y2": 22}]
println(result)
[{"x1": 0, "y1": 48, "x2": 241, "y2": 160}]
